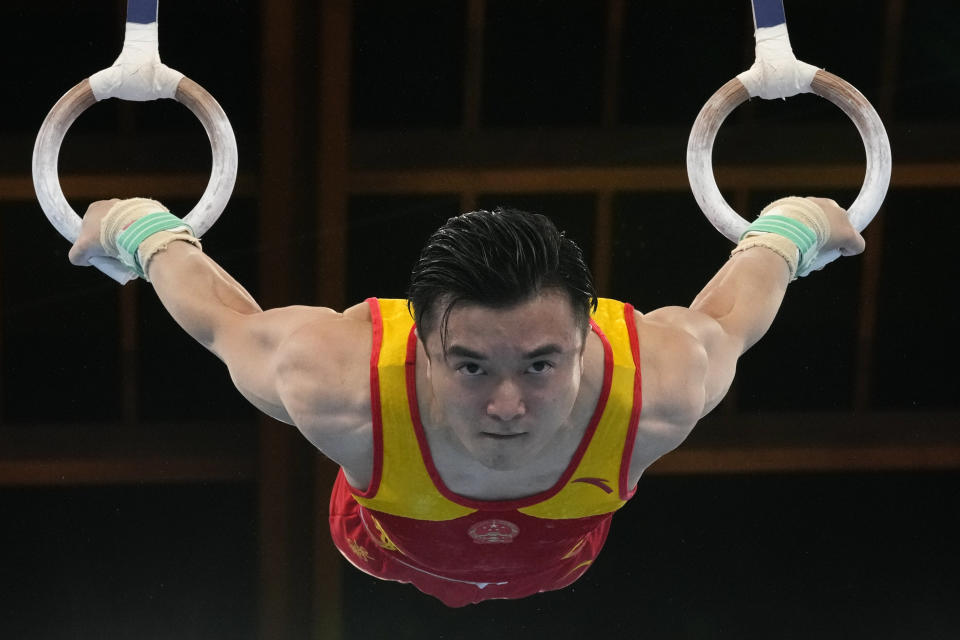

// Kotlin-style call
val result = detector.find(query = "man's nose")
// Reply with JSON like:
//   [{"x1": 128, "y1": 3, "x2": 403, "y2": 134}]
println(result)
[{"x1": 486, "y1": 379, "x2": 526, "y2": 421}]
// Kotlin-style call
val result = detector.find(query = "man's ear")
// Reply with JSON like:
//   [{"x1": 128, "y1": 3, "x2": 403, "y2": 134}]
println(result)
[{"x1": 415, "y1": 328, "x2": 433, "y2": 368}]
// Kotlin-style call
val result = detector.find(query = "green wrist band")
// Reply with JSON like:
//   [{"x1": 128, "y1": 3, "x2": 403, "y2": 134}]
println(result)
[
  {"x1": 740, "y1": 214, "x2": 819, "y2": 273},
  {"x1": 732, "y1": 196, "x2": 832, "y2": 281},
  {"x1": 116, "y1": 211, "x2": 196, "y2": 277}
]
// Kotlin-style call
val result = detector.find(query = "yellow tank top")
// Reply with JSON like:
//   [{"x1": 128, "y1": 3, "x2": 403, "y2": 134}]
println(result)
[{"x1": 349, "y1": 297, "x2": 642, "y2": 521}]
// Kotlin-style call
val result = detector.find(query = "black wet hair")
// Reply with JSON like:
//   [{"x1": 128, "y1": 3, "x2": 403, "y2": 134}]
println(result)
[{"x1": 407, "y1": 207, "x2": 598, "y2": 350}]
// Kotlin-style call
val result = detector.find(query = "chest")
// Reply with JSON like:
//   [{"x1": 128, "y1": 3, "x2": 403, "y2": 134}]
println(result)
[
  {"x1": 349, "y1": 298, "x2": 642, "y2": 519},
  {"x1": 427, "y1": 427, "x2": 586, "y2": 500}
]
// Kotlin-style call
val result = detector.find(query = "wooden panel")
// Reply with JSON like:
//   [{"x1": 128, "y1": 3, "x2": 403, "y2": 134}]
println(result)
[
  {"x1": 0, "y1": 456, "x2": 253, "y2": 486},
  {"x1": 649, "y1": 411, "x2": 960, "y2": 474},
  {"x1": 0, "y1": 411, "x2": 955, "y2": 488},
  {"x1": 316, "y1": 0, "x2": 351, "y2": 311},
  {"x1": 0, "y1": 203, "x2": 4, "y2": 421},
  {"x1": 4, "y1": 161, "x2": 955, "y2": 203},
  {"x1": 592, "y1": 191, "x2": 614, "y2": 293},
  {"x1": 349, "y1": 163, "x2": 960, "y2": 194},
  {"x1": 314, "y1": 2, "x2": 352, "y2": 639},
  {"x1": 0, "y1": 173, "x2": 258, "y2": 201},
  {"x1": 651, "y1": 443, "x2": 960, "y2": 474},
  {"x1": 257, "y1": 0, "x2": 311, "y2": 638},
  {"x1": 853, "y1": 0, "x2": 904, "y2": 409},
  {"x1": 593, "y1": 0, "x2": 625, "y2": 293},
  {"x1": 0, "y1": 423, "x2": 256, "y2": 485}
]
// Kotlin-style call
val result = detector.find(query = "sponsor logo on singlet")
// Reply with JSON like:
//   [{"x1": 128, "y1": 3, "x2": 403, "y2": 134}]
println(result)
[
  {"x1": 571, "y1": 476, "x2": 614, "y2": 494},
  {"x1": 467, "y1": 519, "x2": 520, "y2": 544}
]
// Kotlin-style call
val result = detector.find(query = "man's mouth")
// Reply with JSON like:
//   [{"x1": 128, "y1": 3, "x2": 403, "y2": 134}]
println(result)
[{"x1": 481, "y1": 432, "x2": 527, "y2": 440}]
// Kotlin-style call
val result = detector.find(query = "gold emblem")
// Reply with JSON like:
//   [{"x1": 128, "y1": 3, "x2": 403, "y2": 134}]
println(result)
[
  {"x1": 467, "y1": 519, "x2": 520, "y2": 544},
  {"x1": 370, "y1": 515, "x2": 400, "y2": 552},
  {"x1": 347, "y1": 537, "x2": 372, "y2": 562}
]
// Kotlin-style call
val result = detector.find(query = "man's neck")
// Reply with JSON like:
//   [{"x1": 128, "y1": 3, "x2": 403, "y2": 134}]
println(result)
[{"x1": 413, "y1": 331, "x2": 606, "y2": 500}]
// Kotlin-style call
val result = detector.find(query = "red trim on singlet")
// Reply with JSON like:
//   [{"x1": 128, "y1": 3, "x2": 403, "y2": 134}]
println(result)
[
  {"x1": 404, "y1": 318, "x2": 615, "y2": 511},
  {"x1": 354, "y1": 297, "x2": 385, "y2": 499},
  {"x1": 619, "y1": 303, "x2": 643, "y2": 500}
]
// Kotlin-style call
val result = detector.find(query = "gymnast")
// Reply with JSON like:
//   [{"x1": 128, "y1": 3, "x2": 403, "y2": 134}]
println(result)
[
  {"x1": 66, "y1": 194, "x2": 865, "y2": 606},
  {"x1": 38, "y1": 0, "x2": 886, "y2": 608}
]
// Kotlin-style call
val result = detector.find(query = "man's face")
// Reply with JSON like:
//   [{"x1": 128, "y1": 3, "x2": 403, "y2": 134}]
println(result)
[{"x1": 421, "y1": 290, "x2": 586, "y2": 471}]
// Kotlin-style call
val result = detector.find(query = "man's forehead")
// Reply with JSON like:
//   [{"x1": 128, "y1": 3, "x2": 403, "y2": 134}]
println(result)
[
  {"x1": 450, "y1": 291, "x2": 574, "y2": 319},
  {"x1": 435, "y1": 297, "x2": 583, "y2": 355},
  {"x1": 443, "y1": 342, "x2": 567, "y2": 360}
]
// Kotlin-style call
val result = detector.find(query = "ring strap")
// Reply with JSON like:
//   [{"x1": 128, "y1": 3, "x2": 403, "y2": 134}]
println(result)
[{"x1": 751, "y1": 0, "x2": 786, "y2": 29}]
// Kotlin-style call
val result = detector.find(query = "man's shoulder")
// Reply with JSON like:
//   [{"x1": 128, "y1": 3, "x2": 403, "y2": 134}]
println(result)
[
  {"x1": 277, "y1": 302, "x2": 375, "y2": 424},
  {"x1": 342, "y1": 299, "x2": 375, "y2": 323},
  {"x1": 623, "y1": 308, "x2": 708, "y2": 479},
  {"x1": 632, "y1": 308, "x2": 708, "y2": 426},
  {"x1": 276, "y1": 301, "x2": 376, "y2": 476},
  {"x1": 281, "y1": 301, "x2": 373, "y2": 355},
  {"x1": 633, "y1": 307, "x2": 707, "y2": 366}
]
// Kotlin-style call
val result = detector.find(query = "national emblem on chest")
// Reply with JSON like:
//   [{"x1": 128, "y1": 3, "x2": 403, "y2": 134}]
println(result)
[{"x1": 467, "y1": 518, "x2": 520, "y2": 544}]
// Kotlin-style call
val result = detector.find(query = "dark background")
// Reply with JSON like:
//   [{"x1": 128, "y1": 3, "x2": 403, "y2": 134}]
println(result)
[{"x1": 1, "y1": 1, "x2": 958, "y2": 638}]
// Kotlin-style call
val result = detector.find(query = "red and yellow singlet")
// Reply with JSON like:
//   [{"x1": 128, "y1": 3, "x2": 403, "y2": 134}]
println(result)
[{"x1": 328, "y1": 297, "x2": 643, "y2": 606}]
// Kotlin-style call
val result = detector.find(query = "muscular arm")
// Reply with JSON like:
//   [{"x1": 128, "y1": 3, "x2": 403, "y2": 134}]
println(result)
[
  {"x1": 645, "y1": 247, "x2": 790, "y2": 420},
  {"x1": 147, "y1": 241, "x2": 322, "y2": 424},
  {"x1": 146, "y1": 243, "x2": 373, "y2": 474},
  {"x1": 68, "y1": 200, "x2": 371, "y2": 444},
  {"x1": 643, "y1": 198, "x2": 865, "y2": 424},
  {"x1": 627, "y1": 199, "x2": 864, "y2": 480}
]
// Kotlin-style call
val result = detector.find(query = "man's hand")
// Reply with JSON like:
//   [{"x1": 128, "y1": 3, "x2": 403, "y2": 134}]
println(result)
[
  {"x1": 806, "y1": 197, "x2": 867, "y2": 257},
  {"x1": 67, "y1": 199, "x2": 119, "y2": 267}
]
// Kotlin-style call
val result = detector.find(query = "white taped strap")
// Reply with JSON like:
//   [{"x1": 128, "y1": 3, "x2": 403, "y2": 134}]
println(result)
[
  {"x1": 89, "y1": 22, "x2": 184, "y2": 101},
  {"x1": 736, "y1": 24, "x2": 819, "y2": 99},
  {"x1": 100, "y1": 197, "x2": 167, "y2": 259},
  {"x1": 731, "y1": 196, "x2": 832, "y2": 280},
  {"x1": 759, "y1": 197, "x2": 829, "y2": 243},
  {"x1": 731, "y1": 233, "x2": 799, "y2": 280}
]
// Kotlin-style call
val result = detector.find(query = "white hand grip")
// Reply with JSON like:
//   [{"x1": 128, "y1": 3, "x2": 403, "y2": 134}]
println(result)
[{"x1": 89, "y1": 256, "x2": 139, "y2": 284}]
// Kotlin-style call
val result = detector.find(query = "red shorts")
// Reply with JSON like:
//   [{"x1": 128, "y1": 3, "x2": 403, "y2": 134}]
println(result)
[{"x1": 328, "y1": 470, "x2": 607, "y2": 607}]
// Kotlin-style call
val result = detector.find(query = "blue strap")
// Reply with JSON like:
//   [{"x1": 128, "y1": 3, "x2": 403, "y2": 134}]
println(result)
[
  {"x1": 126, "y1": 0, "x2": 159, "y2": 24},
  {"x1": 751, "y1": 0, "x2": 787, "y2": 29}
]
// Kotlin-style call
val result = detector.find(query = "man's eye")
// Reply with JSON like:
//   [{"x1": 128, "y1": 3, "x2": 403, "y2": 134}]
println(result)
[
  {"x1": 527, "y1": 361, "x2": 553, "y2": 374},
  {"x1": 458, "y1": 363, "x2": 485, "y2": 376}
]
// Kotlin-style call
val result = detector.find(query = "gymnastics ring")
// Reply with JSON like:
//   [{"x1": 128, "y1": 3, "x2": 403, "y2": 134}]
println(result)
[
  {"x1": 687, "y1": 2, "x2": 891, "y2": 272},
  {"x1": 32, "y1": 1, "x2": 238, "y2": 284}
]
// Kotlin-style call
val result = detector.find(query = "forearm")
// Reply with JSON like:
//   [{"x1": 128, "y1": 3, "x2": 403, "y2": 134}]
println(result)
[
  {"x1": 147, "y1": 240, "x2": 262, "y2": 354},
  {"x1": 145, "y1": 240, "x2": 345, "y2": 425},
  {"x1": 689, "y1": 246, "x2": 790, "y2": 354},
  {"x1": 643, "y1": 198, "x2": 863, "y2": 423},
  {"x1": 69, "y1": 199, "x2": 333, "y2": 424}
]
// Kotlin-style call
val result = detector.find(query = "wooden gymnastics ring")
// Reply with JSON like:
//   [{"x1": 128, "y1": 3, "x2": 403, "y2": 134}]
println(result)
[
  {"x1": 686, "y1": 0, "x2": 891, "y2": 272},
  {"x1": 32, "y1": 0, "x2": 237, "y2": 284}
]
